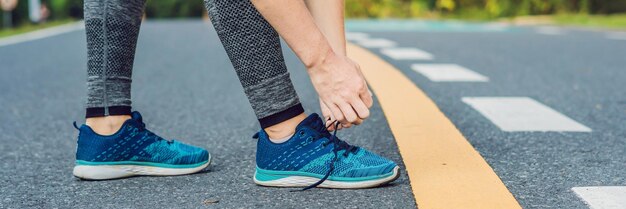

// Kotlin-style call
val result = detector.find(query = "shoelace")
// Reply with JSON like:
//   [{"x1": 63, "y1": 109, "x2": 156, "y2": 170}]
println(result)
[
  {"x1": 298, "y1": 120, "x2": 359, "y2": 191},
  {"x1": 136, "y1": 117, "x2": 174, "y2": 145}
]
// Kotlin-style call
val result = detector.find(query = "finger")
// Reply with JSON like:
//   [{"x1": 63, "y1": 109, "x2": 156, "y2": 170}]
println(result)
[
  {"x1": 326, "y1": 110, "x2": 344, "y2": 131},
  {"x1": 321, "y1": 109, "x2": 329, "y2": 120},
  {"x1": 320, "y1": 101, "x2": 335, "y2": 130},
  {"x1": 321, "y1": 101, "x2": 331, "y2": 118},
  {"x1": 325, "y1": 108, "x2": 340, "y2": 131},
  {"x1": 352, "y1": 118, "x2": 363, "y2": 125},
  {"x1": 325, "y1": 116, "x2": 336, "y2": 131},
  {"x1": 327, "y1": 102, "x2": 347, "y2": 128},
  {"x1": 350, "y1": 98, "x2": 371, "y2": 120},
  {"x1": 360, "y1": 87, "x2": 374, "y2": 108},
  {"x1": 326, "y1": 119, "x2": 334, "y2": 131},
  {"x1": 337, "y1": 102, "x2": 359, "y2": 127}
]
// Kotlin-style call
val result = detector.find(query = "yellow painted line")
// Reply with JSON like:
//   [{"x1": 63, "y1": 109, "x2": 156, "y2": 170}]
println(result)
[{"x1": 347, "y1": 43, "x2": 521, "y2": 209}]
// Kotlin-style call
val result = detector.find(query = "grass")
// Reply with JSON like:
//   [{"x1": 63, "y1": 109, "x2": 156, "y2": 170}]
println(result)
[
  {"x1": 0, "y1": 19, "x2": 76, "y2": 38},
  {"x1": 434, "y1": 12, "x2": 626, "y2": 29},
  {"x1": 1, "y1": 13, "x2": 624, "y2": 39},
  {"x1": 505, "y1": 14, "x2": 626, "y2": 29},
  {"x1": 551, "y1": 14, "x2": 626, "y2": 29},
  {"x1": 346, "y1": 9, "x2": 626, "y2": 30}
]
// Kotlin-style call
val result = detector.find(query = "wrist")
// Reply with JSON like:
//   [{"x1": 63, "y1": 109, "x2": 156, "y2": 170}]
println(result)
[{"x1": 305, "y1": 43, "x2": 334, "y2": 70}]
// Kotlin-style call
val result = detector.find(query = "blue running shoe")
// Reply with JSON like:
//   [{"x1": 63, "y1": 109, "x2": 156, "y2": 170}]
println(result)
[
  {"x1": 73, "y1": 111, "x2": 211, "y2": 180},
  {"x1": 253, "y1": 113, "x2": 400, "y2": 189}
]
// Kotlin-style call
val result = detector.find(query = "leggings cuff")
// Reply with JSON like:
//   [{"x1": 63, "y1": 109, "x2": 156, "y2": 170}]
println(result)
[
  {"x1": 258, "y1": 104, "x2": 304, "y2": 129},
  {"x1": 86, "y1": 106, "x2": 132, "y2": 118}
]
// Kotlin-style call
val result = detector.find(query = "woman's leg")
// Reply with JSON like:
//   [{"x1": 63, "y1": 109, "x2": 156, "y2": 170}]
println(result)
[
  {"x1": 74, "y1": 0, "x2": 210, "y2": 180},
  {"x1": 84, "y1": 0, "x2": 144, "y2": 135},
  {"x1": 204, "y1": 0, "x2": 399, "y2": 190},
  {"x1": 205, "y1": 0, "x2": 305, "y2": 139}
]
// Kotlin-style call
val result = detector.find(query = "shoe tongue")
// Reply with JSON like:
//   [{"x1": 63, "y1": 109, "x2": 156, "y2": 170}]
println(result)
[
  {"x1": 130, "y1": 111, "x2": 143, "y2": 123},
  {"x1": 296, "y1": 113, "x2": 326, "y2": 133}
]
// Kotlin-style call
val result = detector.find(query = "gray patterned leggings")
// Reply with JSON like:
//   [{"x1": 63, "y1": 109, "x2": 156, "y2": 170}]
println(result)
[{"x1": 84, "y1": 0, "x2": 303, "y2": 128}]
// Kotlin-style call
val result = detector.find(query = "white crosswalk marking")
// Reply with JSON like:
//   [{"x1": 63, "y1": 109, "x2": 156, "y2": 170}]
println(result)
[
  {"x1": 411, "y1": 64, "x2": 488, "y2": 82},
  {"x1": 381, "y1": 48, "x2": 434, "y2": 60},
  {"x1": 345, "y1": 32, "x2": 370, "y2": 42},
  {"x1": 536, "y1": 26, "x2": 565, "y2": 35},
  {"x1": 572, "y1": 187, "x2": 626, "y2": 209},
  {"x1": 482, "y1": 22, "x2": 509, "y2": 31},
  {"x1": 462, "y1": 97, "x2": 592, "y2": 132},
  {"x1": 0, "y1": 21, "x2": 84, "y2": 47},
  {"x1": 606, "y1": 32, "x2": 626, "y2": 40},
  {"x1": 357, "y1": 38, "x2": 397, "y2": 48}
]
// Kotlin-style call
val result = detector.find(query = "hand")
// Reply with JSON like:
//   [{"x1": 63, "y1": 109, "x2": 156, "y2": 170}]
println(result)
[
  {"x1": 320, "y1": 91, "x2": 373, "y2": 131},
  {"x1": 319, "y1": 98, "x2": 341, "y2": 131},
  {"x1": 308, "y1": 51, "x2": 373, "y2": 129}
]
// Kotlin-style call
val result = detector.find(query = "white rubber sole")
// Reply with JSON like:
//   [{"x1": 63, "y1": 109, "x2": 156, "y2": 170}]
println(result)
[
  {"x1": 254, "y1": 166, "x2": 400, "y2": 189},
  {"x1": 73, "y1": 156, "x2": 211, "y2": 180}
]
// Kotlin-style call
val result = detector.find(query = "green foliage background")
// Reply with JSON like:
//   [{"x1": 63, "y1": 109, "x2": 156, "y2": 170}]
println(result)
[
  {"x1": 345, "y1": 0, "x2": 626, "y2": 19},
  {"x1": 2, "y1": 0, "x2": 626, "y2": 30}
]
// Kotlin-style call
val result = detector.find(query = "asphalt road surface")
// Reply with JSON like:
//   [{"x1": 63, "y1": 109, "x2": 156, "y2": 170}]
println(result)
[
  {"x1": 346, "y1": 20, "x2": 625, "y2": 208},
  {"x1": 1, "y1": 20, "x2": 624, "y2": 208}
]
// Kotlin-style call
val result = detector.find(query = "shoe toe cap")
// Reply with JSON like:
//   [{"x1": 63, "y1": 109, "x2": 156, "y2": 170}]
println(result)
[
  {"x1": 173, "y1": 142, "x2": 210, "y2": 164},
  {"x1": 344, "y1": 161, "x2": 397, "y2": 178},
  {"x1": 184, "y1": 148, "x2": 210, "y2": 164}
]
